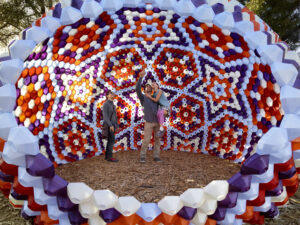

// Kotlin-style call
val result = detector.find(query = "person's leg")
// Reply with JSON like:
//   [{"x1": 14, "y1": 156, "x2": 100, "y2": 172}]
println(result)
[
  {"x1": 156, "y1": 109, "x2": 165, "y2": 137},
  {"x1": 140, "y1": 122, "x2": 153, "y2": 160},
  {"x1": 106, "y1": 129, "x2": 115, "y2": 160},
  {"x1": 105, "y1": 135, "x2": 109, "y2": 159},
  {"x1": 164, "y1": 109, "x2": 169, "y2": 117},
  {"x1": 157, "y1": 108, "x2": 165, "y2": 130},
  {"x1": 153, "y1": 123, "x2": 161, "y2": 160}
]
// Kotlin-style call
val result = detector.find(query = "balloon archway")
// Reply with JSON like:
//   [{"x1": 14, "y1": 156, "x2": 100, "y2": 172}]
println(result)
[{"x1": 0, "y1": 0, "x2": 300, "y2": 224}]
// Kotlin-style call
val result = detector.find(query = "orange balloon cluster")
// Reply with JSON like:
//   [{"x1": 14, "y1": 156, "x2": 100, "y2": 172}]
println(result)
[
  {"x1": 246, "y1": 63, "x2": 283, "y2": 133},
  {"x1": 52, "y1": 11, "x2": 116, "y2": 63},
  {"x1": 101, "y1": 48, "x2": 145, "y2": 90},
  {"x1": 184, "y1": 17, "x2": 250, "y2": 64}
]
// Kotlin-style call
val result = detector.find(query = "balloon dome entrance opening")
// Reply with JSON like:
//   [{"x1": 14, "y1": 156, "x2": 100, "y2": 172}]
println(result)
[
  {"x1": 1, "y1": 1, "x2": 299, "y2": 224},
  {"x1": 13, "y1": 7, "x2": 284, "y2": 166}
]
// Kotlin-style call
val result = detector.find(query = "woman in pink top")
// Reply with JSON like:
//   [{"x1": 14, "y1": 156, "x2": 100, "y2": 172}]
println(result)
[{"x1": 146, "y1": 82, "x2": 170, "y2": 137}]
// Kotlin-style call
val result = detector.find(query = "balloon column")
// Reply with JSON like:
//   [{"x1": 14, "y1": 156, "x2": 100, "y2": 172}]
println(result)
[{"x1": 0, "y1": 0, "x2": 300, "y2": 224}]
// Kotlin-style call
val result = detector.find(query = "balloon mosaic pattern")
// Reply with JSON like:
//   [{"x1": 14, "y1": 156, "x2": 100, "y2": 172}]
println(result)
[
  {"x1": 12, "y1": 4, "x2": 285, "y2": 164},
  {"x1": 0, "y1": 0, "x2": 299, "y2": 225}
]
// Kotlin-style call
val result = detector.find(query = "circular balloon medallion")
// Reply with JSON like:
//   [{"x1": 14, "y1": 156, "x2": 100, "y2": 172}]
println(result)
[{"x1": 0, "y1": 0, "x2": 300, "y2": 224}]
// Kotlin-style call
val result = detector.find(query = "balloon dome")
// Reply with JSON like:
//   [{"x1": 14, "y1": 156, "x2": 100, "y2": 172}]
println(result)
[{"x1": 0, "y1": 0, "x2": 299, "y2": 224}]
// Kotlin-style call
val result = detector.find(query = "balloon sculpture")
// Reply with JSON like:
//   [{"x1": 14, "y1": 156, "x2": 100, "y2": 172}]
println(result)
[{"x1": 0, "y1": 0, "x2": 300, "y2": 224}]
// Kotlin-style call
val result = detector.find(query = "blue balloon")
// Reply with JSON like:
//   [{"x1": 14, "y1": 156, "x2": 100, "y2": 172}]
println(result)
[{"x1": 136, "y1": 203, "x2": 162, "y2": 222}]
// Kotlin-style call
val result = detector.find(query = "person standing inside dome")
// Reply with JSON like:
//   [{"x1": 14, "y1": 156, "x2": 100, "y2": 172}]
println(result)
[
  {"x1": 145, "y1": 82, "x2": 170, "y2": 137},
  {"x1": 135, "y1": 70, "x2": 161, "y2": 163},
  {"x1": 103, "y1": 90, "x2": 119, "y2": 162}
]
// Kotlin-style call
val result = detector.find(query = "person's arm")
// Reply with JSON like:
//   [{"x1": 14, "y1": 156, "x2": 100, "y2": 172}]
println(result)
[
  {"x1": 114, "y1": 105, "x2": 119, "y2": 130},
  {"x1": 103, "y1": 102, "x2": 113, "y2": 127},
  {"x1": 135, "y1": 78, "x2": 144, "y2": 105},
  {"x1": 146, "y1": 89, "x2": 162, "y2": 102},
  {"x1": 135, "y1": 70, "x2": 146, "y2": 105}
]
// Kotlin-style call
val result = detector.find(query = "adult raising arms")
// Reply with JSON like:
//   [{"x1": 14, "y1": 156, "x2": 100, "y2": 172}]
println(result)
[{"x1": 135, "y1": 70, "x2": 162, "y2": 163}]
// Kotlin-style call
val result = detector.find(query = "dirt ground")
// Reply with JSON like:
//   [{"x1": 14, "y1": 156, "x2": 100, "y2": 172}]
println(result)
[
  {"x1": 264, "y1": 189, "x2": 300, "y2": 225},
  {"x1": 0, "y1": 194, "x2": 32, "y2": 225},
  {"x1": 0, "y1": 150, "x2": 299, "y2": 224},
  {"x1": 55, "y1": 150, "x2": 241, "y2": 202}
]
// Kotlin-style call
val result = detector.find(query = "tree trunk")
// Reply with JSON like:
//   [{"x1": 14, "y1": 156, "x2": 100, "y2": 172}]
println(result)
[{"x1": 40, "y1": 0, "x2": 45, "y2": 14}]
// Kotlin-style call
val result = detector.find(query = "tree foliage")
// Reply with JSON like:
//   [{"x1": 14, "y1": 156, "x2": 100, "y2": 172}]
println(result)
[
  {"x1": 0, "y1": 0, "x2": 56, "y2": 49},
  {"x1": 0, "y1": 0, "x2": 299, "y2": 50},
  {"x1": 243, "y1": 0, "x2": 300, "y2": 49}
]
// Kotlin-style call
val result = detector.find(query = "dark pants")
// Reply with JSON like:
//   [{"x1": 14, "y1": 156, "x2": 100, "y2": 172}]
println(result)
[{"x1": 105, "y1": 129, "x2": 115, "y2": 159}]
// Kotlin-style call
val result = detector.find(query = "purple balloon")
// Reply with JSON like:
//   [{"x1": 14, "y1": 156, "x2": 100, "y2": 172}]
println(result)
[
  {"x1": 43, "y1": 87, "x2": 49, "y2": 95},
  {"x1": 58, "y1": 41, "x2": 67, "y2": 48},
  {"x1": 68, "y1": 208, "x2": 88, "y2": 224},
  {"x1": 31, "y1": 75, "x2": 38, "y2": 84},
  {"x1": 28, "y1": 123, "x2": 35, "y2": 131},
  {"x1": 233, "y1": 12, "x2": 243, "y2": 22},
  {"x1": 191, "y1": 0, "x2": 206, "y2": 7},
  {"x1": 71, "y1": 0, "x2": 83, "y2": 9},
  {"x1": 218, "y1": 192, "x2": 238, "y2": 208},
  {"x1": 21, "y1": 210, "x2": 33, "y2": 220},
  {"x1": 265, "y1": 180, "x2": 283, "y2": 197},
  {"x1": 0, "y1": 171, "x2": 14, "y2": 183},
  {"x1": 261, "y1": 203, "x2": 279, "y2": 218},
  {"x1": 24, "y1": 76, "x2": 31, "y2": 86},
  {"x1": 57, "y1": 195, "x2": 77, "y2": 211},
  {"x1": 41, "y1": 52, "x2": 47, "y2": 60},
  {"x1": 100, "y1": 208, "x2": 121, "y2": 223},
  {"x1": 26, "y1": 153, "x2": 55, "y2": 178},
  {"x1": 241, "y1": 153, "x2": 269, "y2": 175},
  {"x1": 278, "y1": 166, "x2": 297, "y2": 180},
  {"x1": 208, "y1": 207, "x2": 227, "y2": 221},
  {"x1": 228, "y1": 172, "x2": 252, "y2": 192},
  {"x1": 234, "y1": 5, "x2": 242, "y2": 12},
  {"x1": 177, "y1": 206, "x2": 197, "y2": 220},
  {"x1": 53, "y1": 3, "x2": 62, "y2": 18},
  {"x1": 10, "y1": 189, "x2": 28, "y2": 200},
  {"x1": 43, "y1": 175, "x2": 68, "y2": 196},
  {"x1": 212, "y1": 3, "x2": 225, "y2": 14}
]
